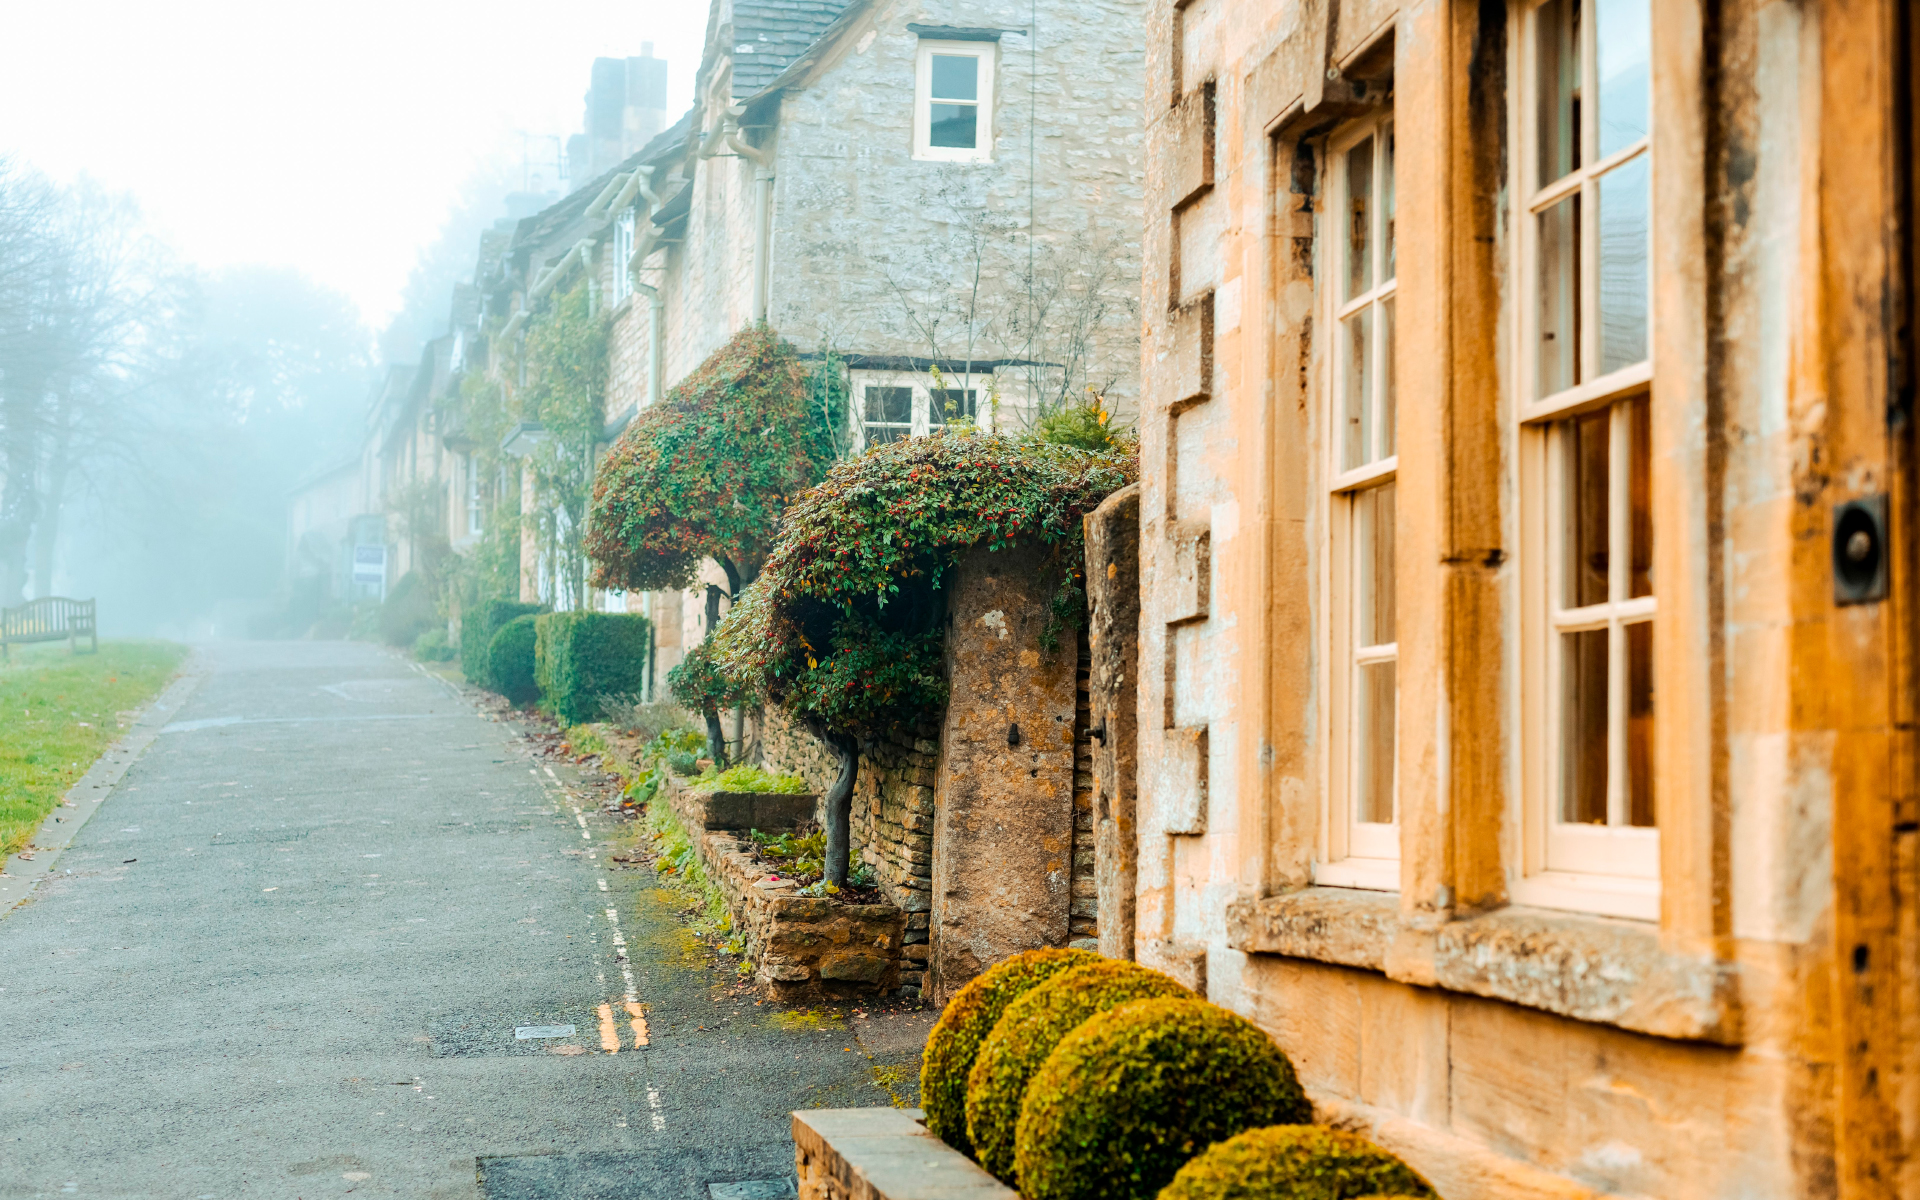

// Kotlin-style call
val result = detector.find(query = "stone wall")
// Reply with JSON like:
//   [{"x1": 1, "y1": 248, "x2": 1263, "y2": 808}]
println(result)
[
  {"x1": 757, "y1": 703, "x2": 939, "y2": 995},
  {"x1": 1070, "y1": 635, "x2": 1097, "y2": 947}
]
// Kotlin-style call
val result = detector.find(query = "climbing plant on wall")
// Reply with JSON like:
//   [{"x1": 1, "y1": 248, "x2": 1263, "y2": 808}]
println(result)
[
  {"x1": 518, "y1": 278, "x2": 608, "y2": 610},
  {"x1": 709, "y1": 430, "x2": 1137, "y2": 883}
]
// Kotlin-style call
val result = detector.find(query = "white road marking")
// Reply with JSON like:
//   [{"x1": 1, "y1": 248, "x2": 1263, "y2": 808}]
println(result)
[{"x1": 648, "y1": 1086, "x2": 665, "y2": 1130}]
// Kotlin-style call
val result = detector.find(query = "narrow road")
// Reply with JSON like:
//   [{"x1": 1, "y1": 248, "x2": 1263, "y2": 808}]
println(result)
[{"x1": 0, "y1": 641, "x2": 926, "y2": 1199}]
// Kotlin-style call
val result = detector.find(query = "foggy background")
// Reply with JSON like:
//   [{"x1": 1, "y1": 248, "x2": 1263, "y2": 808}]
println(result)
[{"x1": 0, "y1": 1, "x2": 705, "y2": 636}]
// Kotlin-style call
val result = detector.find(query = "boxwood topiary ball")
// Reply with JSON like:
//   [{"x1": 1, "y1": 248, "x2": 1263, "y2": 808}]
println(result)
[
  {"x1": 966, "y1": 961, "x2": 1192, "y2": 1182},
  {"x1": 1155, "y1": 1125, "x2": 1437, "y2": 1199},
  {"x1": 1013, "y1": 998, "x2": 1311, "y2": 1200},
  {"x1": 919, "y1": 946, "x2": 1101, "y2": 1157}
]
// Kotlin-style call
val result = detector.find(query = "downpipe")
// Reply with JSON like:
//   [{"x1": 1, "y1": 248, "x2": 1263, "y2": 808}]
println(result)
[{"x1": 723, "y1": 108, "x2": 775, "y2": 324}]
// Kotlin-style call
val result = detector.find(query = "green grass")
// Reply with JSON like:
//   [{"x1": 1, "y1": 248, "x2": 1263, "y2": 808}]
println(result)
[{"x1": 1, "y1": 641, "x2": 187, "y2": 856}]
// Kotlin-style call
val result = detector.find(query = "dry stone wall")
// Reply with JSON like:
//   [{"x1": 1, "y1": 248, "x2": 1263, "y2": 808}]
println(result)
[{"x1": 757, "y1": 704, "x2": 939, "y2": 995}]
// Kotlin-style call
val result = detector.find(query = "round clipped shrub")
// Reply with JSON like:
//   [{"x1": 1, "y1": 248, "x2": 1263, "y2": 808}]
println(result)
[
  {"x1": 966, "y1": 961, "x2": 1192, "y2": 1182},
  {"x1": 487, "y1": 614, "x2": 540, "y2": 706},
  {"x1": 1155, "y1": 1125, "x2": 1437, "y2": 1200},
  {"x1": 1013, "y1": 998, "x2": 1311, "y2": 1200},
  {"x1": 920, "y1": 947, "x2": 1101, "y2": 1157}
]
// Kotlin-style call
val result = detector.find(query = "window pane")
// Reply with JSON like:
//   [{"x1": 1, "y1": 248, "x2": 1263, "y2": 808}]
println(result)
[
  {"x1": 1597, "y1": 154, "x2": 1650, "y2": 374},
  {"x1": 1380, "y1": 298, "x2": 1396, "y2": 460},
  {"x1": 1344, "y1": 135, "x2": 1374, "y2": 301},
  {"x1": 1596, "y1": 0, "x2": 1650, "y2": 159},
  {"x1": 1535, "y1": 0, "x2": 1581, "y2": 189},
  {"x1": 929, "y1": 103, "x2": 978, "y2": 149},
  {"x1": 1382, "y1": 125, "x2": 1396, "y2": 282},
  {"x1": 1356, "y1": 660, "x2": 1397, "y2": 825},
  {"x1": 865, "y1": 386, "x2": 913, "y2": 424},
  {"x1": 930, "y1": 389, "x2": 976, "y2": 425},
  {"x1": 864, "y1": 425, "x2": 909, "y2": 446},
  {"x1": 1357, "y1": 481, "x2": 1396, "y2": 648},
  {"x1": 1341, "y1": 307, "x2": 1373, "y2": 471},
  {"x1": 1566, "y1": 410, "x2": 1611, "y2": 607},
  {"x1": 1560, "y1": 627, "x2": 1609, "y2": 825},
  {"x1": 1537, "y1": 193, "x2": 1581, "y2": 399},
  {"x1": 1626, "y1": 619, "x2": 1655, "y2": 827},
  {"x1": 1628, "y1": 393, "x2": 1652, "y2": 597},
  {"x1": 930, "y1": 54, "x2": 978, "y2": 100}
]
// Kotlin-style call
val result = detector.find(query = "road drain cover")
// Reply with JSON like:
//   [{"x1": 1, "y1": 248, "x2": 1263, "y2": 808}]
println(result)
[{"x1": 515, "y1": 1025, "x2": 576, "y2": 1039}]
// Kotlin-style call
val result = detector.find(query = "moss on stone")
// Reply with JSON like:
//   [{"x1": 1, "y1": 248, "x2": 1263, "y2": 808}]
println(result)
[
  {"x1": 1154, "y1": 1126, "x2": 1437, "y2": 1200},
  {"x1": 1013, "y1": 998, "x2": 1311, "y2": 1200},
  {"x1": 919, "y1": 947, "x2": 1100, "y2": 1157},
  {"x1": 965, "y1": 961, "x2": 1191, "y2": 1182}
]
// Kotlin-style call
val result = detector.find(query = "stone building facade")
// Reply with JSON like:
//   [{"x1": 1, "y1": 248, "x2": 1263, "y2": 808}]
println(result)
[{"x1": 1121, "y1": 0, "x2": 1920, "y2": 1195}]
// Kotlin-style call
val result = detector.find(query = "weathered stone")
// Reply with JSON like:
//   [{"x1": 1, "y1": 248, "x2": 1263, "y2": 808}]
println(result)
[
  {"x1": 820, "y1": 952, "x2": 890, "y2": 983},
  {"x1": 1085, "y1": 484, "x2": 1140, "y2": 962},
  {"x1": 793, "y1": 1108, "x2": 1017, "y2": 1200},
  {"x1": 927, "y1": 541, "x2": 1080, "y2": 1003},
  {"x1": 696, "y1": 790, "x2": 820, "y2": 832},
  {"x1": 902, "y1": 943, "x2": 930, "y2": 964},
  {"x1": 763, "y1": 962, "x2": 812, "y2": 983}
]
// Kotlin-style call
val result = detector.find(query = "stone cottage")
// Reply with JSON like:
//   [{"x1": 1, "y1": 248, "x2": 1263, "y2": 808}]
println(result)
[{"x1": 1107, "y1": 0, "x2": 1920, "y2": 1194}]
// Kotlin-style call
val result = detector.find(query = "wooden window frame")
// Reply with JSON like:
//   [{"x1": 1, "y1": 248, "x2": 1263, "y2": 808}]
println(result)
[
  {"x1": 611, "y1": 210, "x2": 635, "y2": 307},
  {"x1": 1316, "y1": 115, "x2": 1400, "y2": 892},
  {"x1": 914, "y1": 41, "x2": 995, "y2": 163},
  {"x1": 1510, "y1": 0, "x2": 1659, "y2": 920}
]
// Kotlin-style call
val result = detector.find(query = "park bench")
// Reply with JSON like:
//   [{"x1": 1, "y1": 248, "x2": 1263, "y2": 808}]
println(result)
[{"x1": 0, "y1": 596, "x2": 97, "y2": 660}]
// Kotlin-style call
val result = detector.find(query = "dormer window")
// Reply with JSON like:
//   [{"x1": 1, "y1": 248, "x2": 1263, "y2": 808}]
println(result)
[{"x1": 915, "y1": 41, "x2": 994, "y2": 162}]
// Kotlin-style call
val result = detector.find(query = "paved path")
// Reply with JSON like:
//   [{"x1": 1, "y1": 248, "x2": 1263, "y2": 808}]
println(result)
[{"x1": 0, "y1": 641, "x2": 928, "y2": 1200}]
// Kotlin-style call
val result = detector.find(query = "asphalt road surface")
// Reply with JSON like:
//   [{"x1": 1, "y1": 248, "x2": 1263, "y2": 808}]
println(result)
[{"x1": 1, "y1": 641, "x2": 928, "y2": 1200}]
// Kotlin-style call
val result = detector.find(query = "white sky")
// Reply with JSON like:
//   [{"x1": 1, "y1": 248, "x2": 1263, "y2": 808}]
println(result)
[{"x1": 1, "y1": 0, "x2": 709, "y2": 328}]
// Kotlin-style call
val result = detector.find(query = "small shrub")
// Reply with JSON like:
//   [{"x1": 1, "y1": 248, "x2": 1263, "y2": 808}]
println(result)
[
  {"x1": 601, "y1": 694, "x2": 696, "y2": 739},
  {"x1": 1013, "y1": 998, "x2": 1310, "y2": 1200},
  {"x1": 919, "y1": 946, "x2": 1101, "y2": 1158},
  {"x1": 666, "y1": 748, "x2": 700, "y2": 776},
  {"x1": 689, "y1": 764, "x2": 808, "y2": 794},
  {"x1": 412, "y1": 628, "x2": 456, "y2": 662},
  {"x1": 533, "y1": 611, "x2": 653, "y2": 724},
  {"x1": 1033, "y1": 397, "x2": 1122, "y2": 451},
  {"x1": 965, "y1": 961, "x2": 1191, "y2": 1182},
  {"x1": 487, "y1": 614, "x2": 540, "y2": 706},
  {"x1": 1155, "y1": 1126, "x2": 1437, "y2": 1200},
  {"x1": 378, "y1": 571, "x2": 438, "y2": 647},
  {"x1": 461, "y1": 598, "x2": 545, "y2": 687}
]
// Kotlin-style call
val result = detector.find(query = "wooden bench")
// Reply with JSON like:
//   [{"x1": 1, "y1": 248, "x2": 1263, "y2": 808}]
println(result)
[{"x1": 1, "y1": 596, "x2": 97, "y2": 660}]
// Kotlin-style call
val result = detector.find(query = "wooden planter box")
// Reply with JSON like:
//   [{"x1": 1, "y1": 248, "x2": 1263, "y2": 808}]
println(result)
[{"x1": 793, "y1": 1108, "x2": 1016, "y2": 1200}]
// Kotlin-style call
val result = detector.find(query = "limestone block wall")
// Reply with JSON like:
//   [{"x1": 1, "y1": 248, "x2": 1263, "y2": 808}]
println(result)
[{"x1": 763, "y1": 0, "x2": 1148, "y2": 421}]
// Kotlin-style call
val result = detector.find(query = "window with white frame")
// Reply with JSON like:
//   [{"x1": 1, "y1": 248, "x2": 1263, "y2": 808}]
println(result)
[
  {"x1": 611, "y1": 210, "x2": 635, "y2": 306},
  {"x1": 1516, "y1": 0, "x2": 1655, "y2": 916},
  {"x1": 1319, "y1": 115, "x2": 1399, "y2": 890},
  {"x1": 914, "y1": 41, "x2": 994, "y2": 162}
]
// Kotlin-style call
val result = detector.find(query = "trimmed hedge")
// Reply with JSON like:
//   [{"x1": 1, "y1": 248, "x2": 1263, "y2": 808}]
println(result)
[
  {"x1": 966, "y1": 961, "x2": 1191, "y2": 1182},
  {"x1": 488, "y1": 614, "x2": 540, "y2": 706},
  {"x1": 378, "y1": 571, "x2": 438, "y2": 648},
  {"x1": 920, "y1": 946, "x2": 1100, "y2": 1158},
  {"x1": 1155, "y1": 1126, "x2": 1436, "y2": 1200},
  {"x1": 462, "y1": 599, "x2": 545, "y2": 687},
  {"x1": 1013, "y1": 998, "x2": 1311, "y2": 1200},
  {"x1": 533, "y1": 611, "x2": 653, "y2": 724}
]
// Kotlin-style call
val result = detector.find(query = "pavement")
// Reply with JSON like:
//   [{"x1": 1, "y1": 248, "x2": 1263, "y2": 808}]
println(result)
[{"x1": 0, "y1": 640, "x2": 933, "y2": 1200}]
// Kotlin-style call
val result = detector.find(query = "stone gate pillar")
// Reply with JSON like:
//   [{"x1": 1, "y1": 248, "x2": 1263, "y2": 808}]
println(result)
[{"x1": 926, "y1": 540, "x2": 1079, "y2": 1004}]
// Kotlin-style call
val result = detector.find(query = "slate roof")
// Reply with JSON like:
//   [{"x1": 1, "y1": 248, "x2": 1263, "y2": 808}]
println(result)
[{"x1": 727, "y1": 0, "x2": 855, "y2": 97}]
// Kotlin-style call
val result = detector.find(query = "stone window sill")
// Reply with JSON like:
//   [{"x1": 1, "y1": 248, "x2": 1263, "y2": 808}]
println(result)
[{"x1": 1224, "y1": 888, "x2": 1741, "y2": 1045}]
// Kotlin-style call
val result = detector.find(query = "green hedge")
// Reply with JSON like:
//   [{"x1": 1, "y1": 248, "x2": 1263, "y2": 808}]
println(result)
[
  {"x1": 533, "y1": 611, "x2": 653, "y2": 725},
  {"x1": 1155, "y1": 1126, "x2": 1436, "y2": 1200},
  {"x1": 920, "y1": 946, "x2": 1100, "y2": 1158},
  {"x1": 1013, "y1": 998, "x2": 1310, "y2": 1200},
  {"x1": 966, "y1": 961, "x2": 1191, "y2": 1182},
  {"x1": 488, "y1": 614, "x2": 541, "y2": 706},
  {"x1": 462, "y1": 599, "x2": 545, "y2": 688}
]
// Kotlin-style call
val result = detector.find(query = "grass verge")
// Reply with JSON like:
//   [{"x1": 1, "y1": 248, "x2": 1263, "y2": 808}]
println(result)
[{"x1": 0, "y1": 640, "x2": 187, "y2": 857}]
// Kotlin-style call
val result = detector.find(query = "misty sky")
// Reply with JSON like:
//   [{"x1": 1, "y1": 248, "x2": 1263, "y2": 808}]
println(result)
[{"x1": 1, "y1": 0, "x2": 707, "y2": 328}]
